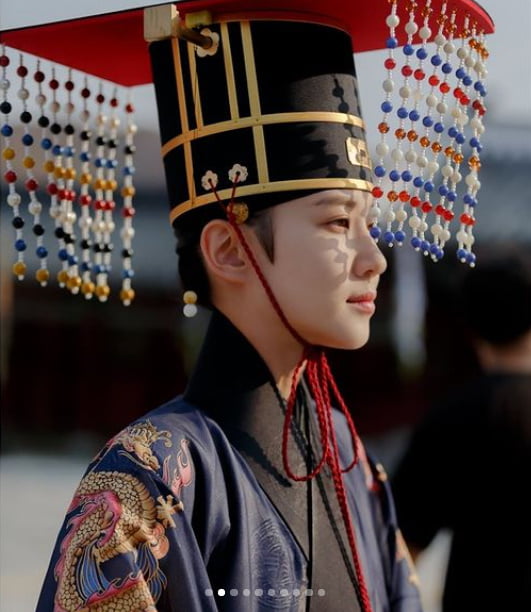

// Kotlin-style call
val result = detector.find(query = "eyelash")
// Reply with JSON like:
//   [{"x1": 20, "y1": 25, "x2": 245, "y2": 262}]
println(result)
[{"x1": 330, "y1": 217, "x2": 350, "y2": 229}]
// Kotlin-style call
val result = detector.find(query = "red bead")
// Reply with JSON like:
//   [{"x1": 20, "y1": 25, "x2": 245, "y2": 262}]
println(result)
[
  {"x1": 401, "y1": 65, "x2": 413, "y2": 77},
  {"x1": 110, "y1": 98, "x2": 119, "y2": 108},
  {"x1": 65, "y1": 80, "x2": 74, "y2": 91},
  {"x1": 439, "y1": 82, "x2": 450, "y2": 94},
  {"x1": 104, "y1": 200, "x2": 116, "y2": 211},
  {"x1": 79, "y1": 194, "x2": 92, "y2": 205},
  {"x1": 410, "y1": 196, "x2": 421, "y2": 208},
  {"x1": 372, "y1": 186, "x2": 383, "y2": 199},
  {"x1": 384, "y1": 58, "x2": 396, "y2": 70},
  {"x1": 0, "y1": 55, "x2": 10, "y2": 67},
  {"x1": 34, "y1": 70, "x2": 45, "y2": 83},
  {"x1": 17, "y1": 65, "x2": 28, "y2": 77},
  {"x1": 443, "y1": 209, "x2": 454, "y2": 222},
  {"x1": 4, "y1": 170, "x2": 17, "y2": 183},
  {"x1": 67, "y1": 189, "x2": 76, "y2": 201},
  {"x1": 122, "y1": 207, "x2": 136, "y2": 217},
  {"x1": 435, "y1": 204, "x2": 445, "y2": 216},
  {"x1": 125, "y1": 103, "x2": 134, "y2": 113},
  {"x1": 25, "y1": 178, "x2": 38, "y2": 191},
  {"x1": 460, "y1": 213, "x2": 471, "y2": 224},
  {"x1": 421, "y1": 202, "x2": 433, "y2": 213},
  {"x1": 460, "y1": 95, "x2": 470, "y2": 106},
  {"x1": 94, "y1": 199, "x2": 105, "y2": 210},
  {"x1": 399, "y1": 190, "x2": 410, "y2": 202},
  {"x1": 453, "y1": 87, "x2": 463, "y2": 99},
  {"x1": 428, "y1": 75, "x2": 440, "y2": 86},
  {"x1": 58, "y1": 188, "x2": 67, "y2": 200},
  {"x1": 49, "y1": 78, "x2": 59, "y2": 90},
  {"x1": 414, "y1": 69, "x2": 425, "y2": 81},
  {"x1": 96, "y1": 93, "x2": 105, "y2": 104},
  {"x1": 81, "y1": 87, "x2": 91, "y2": 99},
  {"x1": 47, "y1": 183, "x2": 58, "y2": 195}
]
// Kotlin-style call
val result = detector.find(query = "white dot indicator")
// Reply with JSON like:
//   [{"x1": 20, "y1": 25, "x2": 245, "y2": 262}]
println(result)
[
  {"x1": 217, "y1": 588, "x2": 225, "y2": 597},
  {"x1": 318, "y1": 589, "x2": 326, "y2": 596},
  {"x1": 243, "y1": 589, "x2": 251, "y2": 597},
  {"x1": 255, "y1": 589, "x2": 263, "y2": 597},
  {"x1": 204, "y1": 588, "x2": 213, "y2": 597},
  {"x1": 230, "y1": 589, "x2": 238, "y2": 596}
]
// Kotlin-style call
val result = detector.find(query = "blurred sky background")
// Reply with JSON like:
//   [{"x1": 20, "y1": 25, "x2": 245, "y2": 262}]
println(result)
[{"x1": 1, "y1": 1, "x2": 530, "y2": 610}]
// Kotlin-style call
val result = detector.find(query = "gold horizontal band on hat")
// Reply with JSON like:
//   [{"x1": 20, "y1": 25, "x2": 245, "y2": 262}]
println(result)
[
  {"x1": 168, "y1": 177, "x2": 373, "y2": 223},
  {"x1": 160, "y1": 111, "x2": 366, "y2": 157}
]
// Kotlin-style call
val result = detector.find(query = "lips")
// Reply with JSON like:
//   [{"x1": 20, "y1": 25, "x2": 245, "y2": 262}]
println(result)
[{"x1": 347, "y1": 291, "x2": 377, "y2": 314}]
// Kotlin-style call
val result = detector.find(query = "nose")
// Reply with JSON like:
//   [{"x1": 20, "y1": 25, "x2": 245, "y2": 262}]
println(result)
[{"x1": 353, "y1": 234, "x2": 388, "y2": 279}]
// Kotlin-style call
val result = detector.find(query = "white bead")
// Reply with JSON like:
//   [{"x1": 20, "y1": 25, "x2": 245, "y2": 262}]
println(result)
[
  {"x1": 385, "y1": 210, "x2": 396, "y2": 223},
  {"x1": 441, "y1": 229, "x2": 451, "y2": 241},
  {"x1": 477, "y1": 123, "x2": 485, "y2": 135},
  {"x1": 79, "y1": 109, "x2": 91, "y2": 121},
  {"x1": 426, "y1": 94, "x2": 438, "y2": 107},
  {"x1": 456, "y1": 229, "x2": 467, "y2": 243},
  {"x1": 49, "y1": 100, "x2": 61, "y2": 113},
  {"x1": 96, "y1": 113, "x2": 107, "y2": 125},
  {"x1": 405, "y1": 21, "x2": 418, "y2": 35},
  {"x1": 417, "y1": 155, "x2": 428, "y2": 168},
  {"x1": 66, "y1": 211, "x2": 77, "y2": 224},
  {"x1": 453, "y1": 171, "x2": 462, "y2": 183},
  {"x1": 28, "y1": 201, "x2": 42, "y2": 215},
  {"x1": 427, "y1": 161, "x2": 439, "y2": 175},
  {"x1": 434, "y1": 34, "x2": 446, "y2": 46},
  {"x1": 49, "y1": 205, "x2": 61, "y2": 219},
  {"x1": 104, "y1": 221, "x2": 116, "y2": 233},
  {"x1": 7, "y1": 193, "x2": 21, "y2": 207},
  {"x1": 409, "y1": 215, "x2": 421, "y2": 229},
  {"x1": 419, "y1": 26, "x2": 432, "y2": 40},
  {"x1": 386, "y1": 13, "x2": 400, "y2": 27},
  {"x1": 17, "y1": 88, "x2": 30, "y2": 100},
  {"x1": 396, "y1": 209, "x2": 407, "y2": 222},
  {"x1": 35, "y1": 93, "x2": 47, "y2": 106},
  {"x1": 110, "y1": 117, "x2": 120, "y2": 128},
  {"x1": 0, "y1": 78, "x2": 10, "y2": 91},
  {"x1": 458, "y1": 112, "x2": 469, "y2": 126},
  {"x1": 405, "y1": 150, "x2": 417, "y2": 163},
  {"x1": 369, "y1": 205, "x2": 381, "y2": 218},
  {"x1": 127, "y1": 123, "x2": 138, "y2": 135},
  {"x1": 436, "y1": 102, "x2": 447, "y2": 114},
  {"x1": 78, "y1": 216, "x2": 92, "y2": 229},
  {"x1": 121, "y1": 226, "x2": 135, "y2": 240},
  {"x1": 399, "y1": 86, "x2": 411, "y2": 99},
  {"x1": 465, "y1": 56, "x2": 475, "y2": 68},
  {"x1": 382, "y1": 78, "x2": 394, "y2": 93},
  {"x1": 443, "y1": 41, "x2": 455, "y2": 54},
  {"x1": 456, "y1": 47, "x2": 468, "y2": 60},
  {"x1": 431, "y1": 223, "x2": 443, "y2": 236},
  {"x1": 183, "y1": 303, "x2": 198, "y2": 318},
  {"x1": 470, "y1": 117, "x2": 482, "y2": 130},
  {"x1": 474, "y1": 60, "x2": 484, "y2": 73},
  {"x1": 65, "y1": 102, "x2": 75, "y2": 115},
  {"x1": 441, "y1": 164, "x2": 453, "y2": 178},
  {"x1": 451, "y1": 107, "x2": 461, "y2": 119},
  {"x1": 391, "y1": 148, "x2": 404, "y2": 162},
  {"x1": 94, "y1": 220, "x2": 106, "y2": 233},
  {"x1": 413, "y1": 88, "x2": 424, "y2": 103},
  {"x1": 375, "y1": 142, "x2": 389, "y2": 157},
  {"x1": 419, "y1": 221, "x2": 428, "y2": 232},
  {"x1": 465, "y1": 173, "x2": 477, "y2": 186}
]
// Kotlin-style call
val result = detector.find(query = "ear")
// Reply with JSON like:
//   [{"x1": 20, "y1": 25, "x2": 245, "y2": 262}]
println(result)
[{"x1": 200, "y1": 219, "x2": 248, "y2": 285}]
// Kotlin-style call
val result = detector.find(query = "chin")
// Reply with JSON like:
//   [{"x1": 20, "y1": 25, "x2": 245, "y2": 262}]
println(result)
[{"x1": 315, "y1": 326, "x2": 371, "y2": 351}]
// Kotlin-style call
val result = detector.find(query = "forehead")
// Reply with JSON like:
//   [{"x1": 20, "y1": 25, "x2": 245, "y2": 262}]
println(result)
[{"x1": 275, "y1": 189, "x2": 372, "y2": 213}]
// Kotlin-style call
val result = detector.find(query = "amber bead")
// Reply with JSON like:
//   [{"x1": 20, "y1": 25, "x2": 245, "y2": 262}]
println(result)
[
  {"x1": 407, "y1": 130, "x2": 418, "y2": 142},
  {"x1": 36, "y1": 268, "x2": 50, "y2": 284},
  {"x1": 378, "y1": 122, "x2": 390, "y2": 134},
  {"x1": 387, "y1": 190, "x2": 398, "y2": 202},
  {"x1": 431, "y1": 142, "x2": 442, "y2": 153},
  {"x1": 395, "y1": 128, "x2": 406, "y2": 140},
  {"x1": 420, "y1": 136, "x2": 430, "y2": 148},
  {"x1": 12, "y1": 261, "x2": 26, "y2": 278}
]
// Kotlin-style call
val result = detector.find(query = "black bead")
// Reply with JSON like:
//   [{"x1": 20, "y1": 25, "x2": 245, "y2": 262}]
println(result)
[
  {"x1": 64, "y1": 124, "x2": 75, "y2": 135},
  {"x1": 124, "y1": 144, "x2": 136, "y2": 155},
  {"x1": 12, "y1": 216, "x2": 25, "y2": 229},
  {"x1": 54, "y1": 227, "x2": 65, "y2": 239},
  {"x1": 50, "y1": 123, "x2": 62, "y2": 135},
  {"x1": 38, "y1": 115, "x2": 50, "y2": 128},
  {"x1": 0, "y1": 101, "x2": 12, "y2": 114},
  {"x1": 63, "y1": 233, "x2": 74, "y2": 244},
  {"x1": 95, "y1": 136, "x2": 106, "y2": 146},
  {"x1": 121, "y1": 248, "x2": 134, "y2": 258},
  {"x1": 20, "y1": 111, "x2": 32, "y2": 124},
  {"x1": 80, "y1": 130, "x2": 92, "y2": 141},
  {"x1": 103, "y1": 243, "x2": 114, "y2": 253},
  {"x1": 93, "y1": 243, "x2": 102, "y2": 253},
  {"x1": 107, "y1": 138, "x2": 117, "y2": 149},
  {"x1": 32, "y1": 224, "x2": 45, "y2": 236},
  {"x1": 80, "y1": 239, "x2": 92, "y2": 250}
]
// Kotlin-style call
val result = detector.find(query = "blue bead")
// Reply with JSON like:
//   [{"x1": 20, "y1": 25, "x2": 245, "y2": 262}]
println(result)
[
  {"x1": 41, "y1": 138, "x2": 52, "y2": 150},
  {"x1": 95, "y1": 158, "x2": 105, "y2": 168},
  {"x1": 52, "y1": 145, "x2": 62, "y2": 156},
  {"x1": 456, "y1": 67, "x2": 466, "y2": 80},
  {"x1": 15, "y1": 239, "x2": 27, "y2": 252},
  {"x1": 22, "y1": 133, "x2": 34, "y2": 146},
  {"x1": 384, "y1": 231, "x2": 395, "y2": 245},
  {"x1": 469, "y1": 198, "x2": 477, "y2": 208},
  {"x1": 476, "y1": 143, "x2": 483, "y2": 153},
  {"x1": 409, "y1": 109, "x2": 420, "y2": 122},
  {"x1": 58, "y1": 248, "x2": 68, "y2": 261},
  {"x1": 436, "y1": 248, "x2": 444, "y2": 260},
  {"x1": 381, "y1": 101, "x2": 392, "y2": 113},
  {"x1": 67, "y1": 255, "x2": 78, "y2": 265},
  {"x1": 386, "y1": 37, "x2": 398, "y2": 49},
  {"x1": 401, "y1": 170, "x2": 412, "y2": 182},
  {"x1": 447, "y1": 191, "x2": 457, "y2": 202},
  {"x1": 438, "y1": 185, "x2": 448, "y2": 196},
  {"x1": 411, "y1": 236, "x2": 421, "y2": 249},
  {"x1": 424, "y1": 181, "x2": 434, "y2": 192},
  {"x1": 448, "y1": 126, "x2": 458, "y2": 138},
  {"x1": 434, "y1": 122, "x2": 444, "y2": 133},
  {"x1": 463, "y1": 194, "x2": 473, "y2": 204},
  {"x1": 374, "y1": 165, "x2": 386, "y2": 178},
  {"x1": 106, "y1": 159, "x2": 118, "y2": 169},
  {"x1": 456, "y1": 133, "x2": 465, "y2": 145},
  {"x1": 463, "y1": 76, "x2": 473, "y2": 87},
  {"x1": 122, "y1": 269, "x2": 135, "y2": 279},
  {"x1": 430, "y1": 243, "x2": 439, "y2": 255},
  {"x1": 413, "y1": 176, "x2": 424, "y2": 188},
  {"x1": 466, "y1": 252, "x2": 476, "y2": 265},
  {"x1": 122, "y1": 166, "x2": 135, "y2": 176},
  {"x1": 403, "y1": 44, "x2": 414, "y2": 56},
  {"x1": 416, "y1": 48, "x2": 428, "y2": 60},
  {"x1": 1, "y1": 124, "x2": 13, "y2": 137},
  {"x1": 470, "y1": 137, "x2": 480, "y2": 148},
  {"x1": 395, "y1": 230, "x2": 406, "y2": 243},
  {"x1": 457, "y1": 248, "x2": 468, "y2": 261},
  {"x1": 370, "y1": 226, "x2": 381, "y2": 239},
  {"x1": 431, "y1": 54, "x2": 442, "y2": 66},
  {"x1": 480, "y1": 87, "x2": 487, "y2": 97},
  {"x1": 80, "y1": 152, "x2": 91, "y2": 162},
  {"x1": 422, "y1": 116, "x2": 434, "y2": 127},
  {"x1": 397, "y1": 107, "x2": 408, "y2": 119},
  {"x1": 93, "y1": 264, "x2": 103, "y2": 274},
  {"x1": 474, "y1": 81, "x2": 483, "y2": 92},
  {"x1": 442, "y1": 62, "x2": 452, "y2": 74},
  {"x1": 81, "y1": 262, "x2": 92, "y2": 272},
  {"x1": 389, "y1": 169, "x2": 400, "y2": 182},
  {"x1": 36, "y1": 246, "x2": 48, "y2": 258},
  {"x1": 420, "y1": 240, "x2": 430, "y2": 253},
  {"x1": 64, "y1": 146, "x2": 74, "y2": 157}
]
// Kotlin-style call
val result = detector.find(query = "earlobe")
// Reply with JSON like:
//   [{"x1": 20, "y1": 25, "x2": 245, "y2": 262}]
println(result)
[{"x1": 200, "y1": 219, "x2": 248, "y2": 284}]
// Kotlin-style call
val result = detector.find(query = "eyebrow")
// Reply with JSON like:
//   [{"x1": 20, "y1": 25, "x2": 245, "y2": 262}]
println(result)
[{"x1": 312, "y1": 194, "x2": 358, "y2": 209}]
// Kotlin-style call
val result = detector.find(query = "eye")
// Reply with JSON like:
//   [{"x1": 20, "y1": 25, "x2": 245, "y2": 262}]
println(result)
[{"x1": 328, "y1": 217, "x2": 350, "y2": 230}]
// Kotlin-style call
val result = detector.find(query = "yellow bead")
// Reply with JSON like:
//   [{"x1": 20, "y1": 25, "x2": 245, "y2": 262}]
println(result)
[
  {"x1": 23, "y1": 156, "x2": 35, "y2": 168},
  {"x1": 93, "y1": 178, "x2": 106, "y2": 190},
  {"x1": 2, "y1": 148, "x2": 15, "y2": 160},
  {"x1": 57, "y1": 270, "x2": 69, "y2": 286},
  {"x1": 54, "y1": 166, "x2": 65, "y2": 179},
  {"x1": 81, "y1": 281, "x2": 95, "y2": 297},
  {"x1": 66, "y1": 275, "x2": 82, "y2": 291},
  {"x1": 36, "y1": 268, "x2": 50, "y2": 285},
  {"x1": 80, "y1": 172, "x2": 92, "y2": 184},
  {"x1": 95, "y1": 284, "x2": 111, "y2": 298},
  {"x1": 106, "y1": 179, "x2": 118, "y2": 191},
  {"x1": 183, "y1": 290, "x2": 197, "y2": 304},
  {"x1": 43, "y1": 160, "x2": 55, "y2": 173},
  {"x1": 120, "y1": 288, "x2": 135, "y2": 304},
  {"x1": 64, "y1": 168, "x2": 77, "y2": 180},
  {"x1": 12, "y1": 261, "x2": 26, "y2": 278},
  {"x1": 121, "y1": 186, "x2": 136, "y2": 197}
]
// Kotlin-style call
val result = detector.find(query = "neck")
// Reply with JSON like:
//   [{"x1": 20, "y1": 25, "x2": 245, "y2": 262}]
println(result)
[{"x1": 476, "y1": 330, "x2": 531, "y2": 374}]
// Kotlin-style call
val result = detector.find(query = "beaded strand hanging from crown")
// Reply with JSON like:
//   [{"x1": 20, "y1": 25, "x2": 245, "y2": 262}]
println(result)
[
  {"x1": 369, "y1": 0, "x2": 488, "y2": 266},
  {"x1": 0, "y1": 46, "x2": 137, "y2": 304}
]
